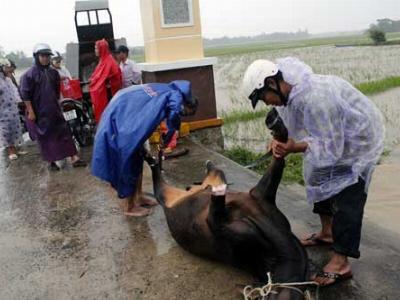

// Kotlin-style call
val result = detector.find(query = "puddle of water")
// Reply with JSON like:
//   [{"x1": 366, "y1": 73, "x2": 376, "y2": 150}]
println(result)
[{"x1": 147, "y1": 207, "x2": 176, "y2": 256}]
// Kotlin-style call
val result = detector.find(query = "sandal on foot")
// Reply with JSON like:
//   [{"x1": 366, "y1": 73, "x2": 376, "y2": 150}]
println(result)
[
  {"x1": 164, "y1": 148, "x2": 189, "y2": 159},
  {"x1": 300, "y1": 233, "x2": 333, "y2": 247},
  {"x1": 17, "y1": 150, "x2": 28, "y2": 155},
  {"x1": 49, "y1": 162, "x2": 60, "y2": 171},
  {"x1": 313, "y1": 271, "x2": 353, "y2": 287},
  {"x1": 72, "y1": 159, "x2": 87, "y2": 168}
]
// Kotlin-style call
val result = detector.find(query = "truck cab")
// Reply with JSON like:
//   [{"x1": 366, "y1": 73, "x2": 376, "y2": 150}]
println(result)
[{"x1": 66, "y1": 0, "x2": 126, "y2": 92}]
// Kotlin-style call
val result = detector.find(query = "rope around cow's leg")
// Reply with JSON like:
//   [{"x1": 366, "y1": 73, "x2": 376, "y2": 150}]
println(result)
[{"x1": 242, "y1": 272, "x2": 320, "y2": 300}]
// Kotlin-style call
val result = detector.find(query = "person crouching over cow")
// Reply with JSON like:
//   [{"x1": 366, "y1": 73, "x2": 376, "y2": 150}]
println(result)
[
  {"x1": 91, "y1": 80, "x2": 198, "y2": 217},
  {"x1": 242, "y1": 57, "x2": 384, "y2": 286}
]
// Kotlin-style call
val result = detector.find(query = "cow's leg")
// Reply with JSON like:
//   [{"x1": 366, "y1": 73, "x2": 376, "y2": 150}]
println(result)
[
  {"x1": 250, "y1": 157, "x2": 285, "y2": 206},
  {"x1": 206, "y1": 184, "x2": 228, "y2": 231},
  {"x1": 202, "y1": 161, "x2": 230, "y2": 230},
  {"x1": 147, "y1": 157, "x2": 228, "y2": 208},
  {"x1": 164, "y1": 162, "x2": 228, "y2": 208}
]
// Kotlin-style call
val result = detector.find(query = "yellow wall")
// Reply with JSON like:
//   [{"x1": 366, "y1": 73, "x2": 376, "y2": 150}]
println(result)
[{"x1": 140, "y1": 0, "x2": 204, "y2": 63}]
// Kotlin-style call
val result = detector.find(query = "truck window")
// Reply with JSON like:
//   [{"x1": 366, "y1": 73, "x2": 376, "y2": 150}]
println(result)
[
  {"x1": 76, "y1": 11, "x2": 89, "y2": 26},
  {"x1": 89, "y1": 10, "x2": 98, "y2": 25},
  {"x1": 98, "y1": 10, "x2": 111, "y2": 24}
]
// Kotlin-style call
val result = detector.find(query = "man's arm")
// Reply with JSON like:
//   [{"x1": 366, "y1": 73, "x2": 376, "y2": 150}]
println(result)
[{"x1": 19, "y1": 72, "x2": 36, "y2": 121}]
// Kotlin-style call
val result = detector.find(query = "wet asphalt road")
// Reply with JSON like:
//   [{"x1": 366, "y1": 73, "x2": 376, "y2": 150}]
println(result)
[{"x1": 1, "y1": 139, "x2": 399, "y2": 299}]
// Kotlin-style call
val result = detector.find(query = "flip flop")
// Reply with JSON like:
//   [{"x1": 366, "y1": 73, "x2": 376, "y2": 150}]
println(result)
[
  {"x1": 300, "y1": 233, "x2": 333, "y2": 247},
  {"x1": 8, "y1": 154, "x2": 18, "y2": 161},
  {"x1": 313, "y1": 270, "x2": 353, "y2": 287},
  {"x1": 72, "y1": 159, "x2": 87, "y2": 168},
  {"x1": 49, "y1": 162, "x2": 60, "y2": 171},
  {"x1": 164, "y1": 148, "x2": 189, "y2": 159}
]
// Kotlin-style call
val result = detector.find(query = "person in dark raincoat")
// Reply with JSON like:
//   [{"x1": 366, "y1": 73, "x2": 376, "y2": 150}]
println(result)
[
  {"x1": 91, "y1": 80, "x2": 197, "y2": 217},
  {"x1": 89, "y1": 39, "x2": 122, "y2": 123},
  {"x1": 20, "y1": 43, "x2": 87, "y2": 171}
]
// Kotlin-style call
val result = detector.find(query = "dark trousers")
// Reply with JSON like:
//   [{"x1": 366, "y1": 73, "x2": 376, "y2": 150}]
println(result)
[{"x1": 313, "y1": 178, "x2": 367, "y2": 258}]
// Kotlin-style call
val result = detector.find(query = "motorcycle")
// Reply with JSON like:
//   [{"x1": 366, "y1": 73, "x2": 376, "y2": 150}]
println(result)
[{"x1": 60, "y1": 79, "x2": 95, "y2": 147}]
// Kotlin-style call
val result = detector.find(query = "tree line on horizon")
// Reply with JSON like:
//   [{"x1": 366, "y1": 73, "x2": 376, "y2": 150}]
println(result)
[{"x1": 1, "y1": 18, "x2": 399, "y2": 68}]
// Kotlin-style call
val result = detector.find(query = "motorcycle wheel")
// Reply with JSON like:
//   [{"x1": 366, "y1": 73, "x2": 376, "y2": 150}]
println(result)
[{"x1": 73, "y1": 126, "x2": 93, "y2": 147}]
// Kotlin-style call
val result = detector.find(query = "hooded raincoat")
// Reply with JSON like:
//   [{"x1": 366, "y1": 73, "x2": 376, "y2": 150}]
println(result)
[
  {"x1": 91, "y1": 80, "x2": 192, "y2": 198},
  {"x1": 89, "y1": 39, "x2": 122, "y2": 123},
  {"x1": 275, "y1": 57, "x2": 384, "y2": 203},
  {"x1": 20, "y1": 61, "x2": 77, "y2": 162}
]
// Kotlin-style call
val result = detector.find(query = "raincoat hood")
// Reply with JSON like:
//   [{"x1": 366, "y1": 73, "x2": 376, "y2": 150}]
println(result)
[
  {"x1": 276, "y1": 57, "x2": 313, "y2": 104},
  {"x1": 169, "y1": 80, "x2": 192, "y2": 103},
  {"x1": 276, "y1": 57, "x2": 313, "y2": 86},
  {"x1": 96, "y1": 39, "x2": 111, "y2": 60}
]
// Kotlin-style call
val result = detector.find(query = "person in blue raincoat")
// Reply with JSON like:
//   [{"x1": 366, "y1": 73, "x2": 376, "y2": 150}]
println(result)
[{"x1": 91, "y1": 80, "x2": 198, "y2": 217}]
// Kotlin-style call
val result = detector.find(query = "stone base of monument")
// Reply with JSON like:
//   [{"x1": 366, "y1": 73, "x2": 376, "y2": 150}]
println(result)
[{"x1": 138, "y1": 57, "x2": 222, "y2": 127}]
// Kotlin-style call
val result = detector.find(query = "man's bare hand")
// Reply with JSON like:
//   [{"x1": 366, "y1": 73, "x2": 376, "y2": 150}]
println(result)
[
  {"x1": 269, "y1": 138, "x2": 296, "y2": 158},
  {"x1": 267, "y1": 138, "x2": 308, "y2": 158}
]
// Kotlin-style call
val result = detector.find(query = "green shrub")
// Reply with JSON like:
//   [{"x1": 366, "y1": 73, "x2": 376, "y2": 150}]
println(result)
[{"x1": 368, "y1": 28, "x2": 387, "y2": 45}]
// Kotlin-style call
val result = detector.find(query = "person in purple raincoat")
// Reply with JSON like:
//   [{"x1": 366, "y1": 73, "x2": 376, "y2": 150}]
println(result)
[{"x1": 19, "y1": 43, "x2": 86, "y2": 171}]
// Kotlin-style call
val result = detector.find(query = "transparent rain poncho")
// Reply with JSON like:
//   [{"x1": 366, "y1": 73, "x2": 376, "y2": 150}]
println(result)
[{"x1": 275, "y1": 57, "x2": 385, "y2": 203}]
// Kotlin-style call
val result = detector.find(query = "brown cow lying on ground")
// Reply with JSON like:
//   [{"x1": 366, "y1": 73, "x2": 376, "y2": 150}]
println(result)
[{"x1": 145, "y1": 150, "x2": 309, "y2": 299}]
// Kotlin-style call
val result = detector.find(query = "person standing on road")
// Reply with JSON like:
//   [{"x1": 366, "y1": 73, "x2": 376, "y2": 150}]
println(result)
[
  {"x1": 89, "y1": 39, "x2": 122, "y2": 123},
  {"x1": 115, "y1": 45, "x2": 142, "y2": 88},
  {"x1": 0, "y1": 58, "x2": 23, "y2": 160},
  {"x1": 19, "y1": 43, "x2": 86, "y2": 171},
  {"x1": 6, "y1": 60, "x2": 19, "y2": 89},
  {"x1": 91, "y1": 80, "x2": 198, "y2": 217},
  {"x1": 51, "y1": 51, "x2": 72, "y2": 80},
  {"x1": 242, "y1": 57, "x2": 384, "y2": 286}
]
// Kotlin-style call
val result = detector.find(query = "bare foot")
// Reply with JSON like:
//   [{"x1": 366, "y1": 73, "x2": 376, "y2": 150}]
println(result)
[
  {"x1": 139, "y1": 196, "x2": 158, "y2": 207},
  {"x1": 300, "y1": 232, "x2": 333, "y2": 246},
  {"x1": 124, "y1": 206, "x2": 153, "y2": 217}
]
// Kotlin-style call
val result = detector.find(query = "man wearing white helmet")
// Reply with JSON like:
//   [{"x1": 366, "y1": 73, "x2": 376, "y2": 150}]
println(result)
[
  {"x1": 20, "y1": 43, "x2": 86, "y2": 171},
  {"x1": 242, "y1": 57, "x2": 384, "y2": 286},
  {"x1": 51, "y1": 51, "x2": 72, "y2": 81}
]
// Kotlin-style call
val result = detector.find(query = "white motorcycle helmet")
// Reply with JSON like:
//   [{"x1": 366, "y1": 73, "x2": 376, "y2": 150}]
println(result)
[
  {"x1": 242, "y1": 59, "x2": 279, "y2": 109},
  {"x1": 33, "y1": 43, "x2": 53, "y2": 56}
]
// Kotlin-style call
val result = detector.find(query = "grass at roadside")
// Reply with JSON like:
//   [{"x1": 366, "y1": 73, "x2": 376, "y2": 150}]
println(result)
[
  {"x1": 221, "y1": 108, "x2": 268, "y2": 125},
  {"x1": 223, "y1": 147, "x2": 304, "y2": 185},
  {"x1": 356, "y1": 76, "x2": 400, "y2": 95}
]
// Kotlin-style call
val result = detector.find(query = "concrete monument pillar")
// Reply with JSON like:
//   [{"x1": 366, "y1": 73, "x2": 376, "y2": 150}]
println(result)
[{"x1": 139, "y1": 0, "x2": 222, "y2": 138}]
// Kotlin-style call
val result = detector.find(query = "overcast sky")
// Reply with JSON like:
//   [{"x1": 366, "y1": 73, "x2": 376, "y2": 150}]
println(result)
[{"x1": 1, "y1": 0, "x2": 400, "y2": 54}]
